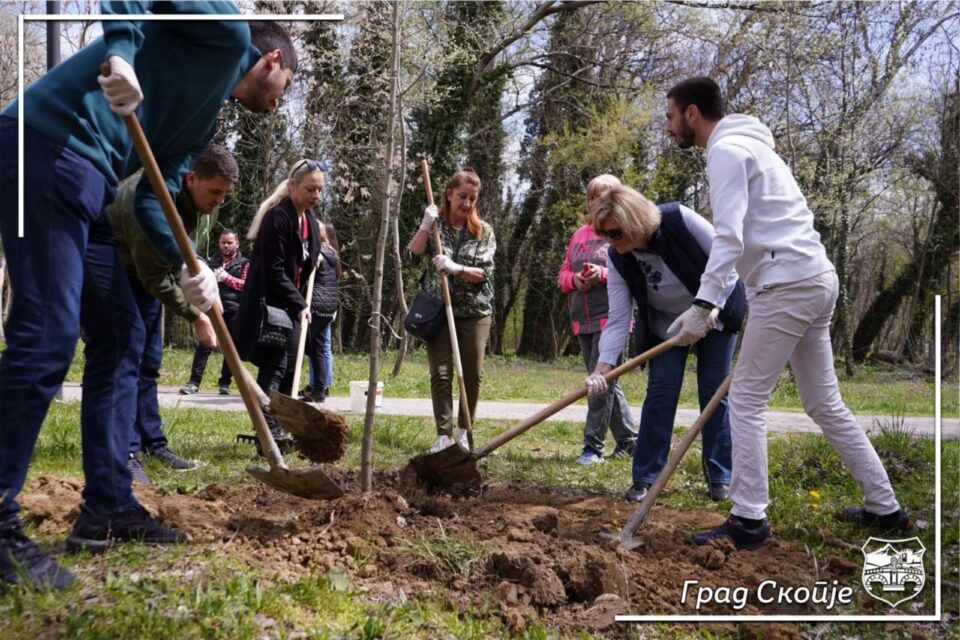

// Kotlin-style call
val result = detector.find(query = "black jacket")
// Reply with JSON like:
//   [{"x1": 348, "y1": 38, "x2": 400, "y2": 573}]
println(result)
[{"x1": 235, "y1": 197, "x2": 322, "y2": 364}]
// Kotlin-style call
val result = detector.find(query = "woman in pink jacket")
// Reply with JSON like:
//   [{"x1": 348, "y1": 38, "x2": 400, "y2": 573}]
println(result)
[{"x1": 558, "y1": 175, "x2": 637, "y2": 465}]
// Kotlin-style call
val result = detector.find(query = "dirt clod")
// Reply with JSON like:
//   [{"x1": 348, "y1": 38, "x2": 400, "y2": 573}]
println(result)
[
  {"x1": 560, "y1": 550, "x2": 629, "y2": 601},
  {"x1": 487, "y1": 552, "x2": 566, "y2": 606},
  {"x1": 496, "y1": 580, "x2": 519, "y2": 604},
  {"x1": 693, "y1": 545, "x2": 727, "y2": 570},
  {"x1": 532, "y1": 510, "x2": 559, "y2": 535}
]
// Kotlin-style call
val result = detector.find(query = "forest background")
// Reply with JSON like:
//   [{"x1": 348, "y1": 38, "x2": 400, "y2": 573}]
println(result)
[{"x1": 3, "y1": 0, "x2": 958, "y2": 378}]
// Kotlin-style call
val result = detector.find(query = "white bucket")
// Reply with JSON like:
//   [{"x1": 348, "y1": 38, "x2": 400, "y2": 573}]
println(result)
[{"x1": 349, "y1": 380, "x2": 383, "y2": 413}]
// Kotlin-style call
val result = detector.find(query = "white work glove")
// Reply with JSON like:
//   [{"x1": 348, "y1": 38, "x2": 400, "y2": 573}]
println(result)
[
  {"x1": 433, "y1": 254, "x2": 463, "y2": 275},
  {"x1": 97, "y1": 56, "x2": 143, "y2": 116},
  {"x1": 180, "y1": 262, "x2": 220, "y2": 312},
  {"x1": 666, "y1": 305, "x2": 719, "y2": 346},
  {"x1": 214, "y1": 267, "x2": 228, "y2": 283},
  {"x1": 584, "y1": 372, "x2": 608, "y2": 399},
  {"x1": 420, "y1": 204, "x2": 439, "y2": 232}
]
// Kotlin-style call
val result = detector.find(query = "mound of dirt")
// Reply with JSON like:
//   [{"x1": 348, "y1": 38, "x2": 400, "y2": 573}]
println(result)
[{"x1": 16, "y1": 471, "x2": 909, "y2": 635}]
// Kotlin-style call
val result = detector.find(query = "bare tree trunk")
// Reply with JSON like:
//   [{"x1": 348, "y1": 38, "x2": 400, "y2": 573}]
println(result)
[
  {"x1": 392, "y1": 89, "x2": 412, "y2": 377},
  {"x1": 360, "y1": 0, "x2": 401, "y2": 493}
]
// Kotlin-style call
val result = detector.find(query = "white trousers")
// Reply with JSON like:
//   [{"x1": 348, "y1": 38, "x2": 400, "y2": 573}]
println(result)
[{"x1": 729, "y1": 271, "x2": 900, "y2": 521}]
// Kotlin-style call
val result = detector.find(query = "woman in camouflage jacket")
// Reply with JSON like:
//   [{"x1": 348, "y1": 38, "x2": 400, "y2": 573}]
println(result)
[{"x1": 409, "y1": 168, "x2": 496, "y2": 453}]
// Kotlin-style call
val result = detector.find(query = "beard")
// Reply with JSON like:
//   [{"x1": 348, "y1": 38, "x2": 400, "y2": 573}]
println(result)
[
  {"x1": 673, "y1": 119, "x2": 696, "y2": 149},
  {"x1": 236, "y1": 74, "x2": 277, "y2": 113}
]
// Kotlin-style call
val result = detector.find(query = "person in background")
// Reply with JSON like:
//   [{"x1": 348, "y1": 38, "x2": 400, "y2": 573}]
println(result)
[
  {"x1": 584, "y1": 185, "x2": 744, "y2": 504},
  {"x1": 180, "y1": 228, "x2": 249, "y2": 396},
  {"x1": 408, "y1": 168, "x2": 496, "y2": 453},
  {"x1": 300, "y1": 221, "x2": 341, "y2": 403},
  {"x1": 664, "y1": 76, "x2": 912, "y2": 549},
  {"x1": 0, "y1": 3, "x2": 297, "y2": 589},
  {"x1": 234, "y1": 159, "x2": 323, "y2": 451},
  {"x1": 558, "y1": 174, "x2": 637, "y2": 466},
  {"x1": 108, "y1": 145, "x2": 240, "y2": 482}
]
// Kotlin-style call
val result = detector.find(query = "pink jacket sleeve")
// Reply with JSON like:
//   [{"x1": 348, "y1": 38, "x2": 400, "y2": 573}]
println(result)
[{"x1": 557, "y1": 232, "x2": 578, "y2": 293}]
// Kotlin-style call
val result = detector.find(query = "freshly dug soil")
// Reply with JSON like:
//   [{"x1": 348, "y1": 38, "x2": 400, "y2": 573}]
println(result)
[{"x1": 18, "y1": 472, "x2": 909, "y2": 637}]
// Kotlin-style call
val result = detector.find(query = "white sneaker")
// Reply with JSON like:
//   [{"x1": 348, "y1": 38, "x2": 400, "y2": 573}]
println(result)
[
  {"x1": 428, "y1": 434, "x2": 454, "y2": 453},
  {"x1": 452, "y1": 428, "x2": 470, "y2": 451}
]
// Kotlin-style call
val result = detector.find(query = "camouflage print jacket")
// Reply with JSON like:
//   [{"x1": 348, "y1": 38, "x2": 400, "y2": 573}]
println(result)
[{"x1": 422, "y1": 218, "x2": 496, "y2": 318}]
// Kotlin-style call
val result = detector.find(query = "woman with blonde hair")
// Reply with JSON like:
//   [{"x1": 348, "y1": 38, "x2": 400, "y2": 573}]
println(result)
[
  {"x1": 583, "y1": 185, "x2": 746, "y2": 503},
  {"x1": 558, "y1": 174, "x2": 637, "y2": 465},
  {"x1": 235, "y1": 159, "x2": 324, "y2": 450},
  {"x1": 409, "y1": 168, "x2": 496, "y2": 452}
]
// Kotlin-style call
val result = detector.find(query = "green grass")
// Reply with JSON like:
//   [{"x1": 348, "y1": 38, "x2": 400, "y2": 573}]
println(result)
[
  {"x1": 4, "y1": 399, "x2": 957, "y2": 639},
  {"x1": 64, "y1": 345, "x2": 954, "y2": 417}
]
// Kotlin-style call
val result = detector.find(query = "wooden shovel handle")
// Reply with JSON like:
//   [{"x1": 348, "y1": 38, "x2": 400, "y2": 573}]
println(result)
[
  {"x1": 104, "y1": 63, "x2": 284, "y2": 468},
  {"x1": 421, "y1": 160, "x2": 472, "y2": 433},
  {"x1": 621, "y1": 371, "x2": 734, "y2": 537},
  {"x1": 473, "y1": 339, "x2": 679, "y2": 460},
  {"x1": 291, "y1": 266, "x2": 317, "y2": 396}
]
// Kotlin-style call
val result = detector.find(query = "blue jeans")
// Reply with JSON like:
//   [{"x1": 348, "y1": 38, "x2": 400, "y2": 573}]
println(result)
[
  {"x1": 632, "y1": 330, "x2": 735, "y2": 487},
  {"x1": 129, "y1": 276, "x2": 169, "y2": 454},
  {"x1": 309, "y1": 316, "x2": 334, "y2": 389},
  {"x1": 0, "y1": 119, "x2": 138, "y2": 518}
]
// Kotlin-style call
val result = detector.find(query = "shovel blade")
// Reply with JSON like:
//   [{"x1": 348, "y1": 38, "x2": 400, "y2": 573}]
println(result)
[
  {"x1": 245, "y1": 464, "x2": 344, "y2": 500},
  {"x1": 269, "y1": 390, "x2": 349, "y2": 463},
  {"x1": 407, "y1": 444, "x2": 480, "y2": 488}
]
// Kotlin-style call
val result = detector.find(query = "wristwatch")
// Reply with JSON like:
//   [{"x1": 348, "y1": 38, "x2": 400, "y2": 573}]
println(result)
[{"x1": 692, "y1": 298, "x2": 716, "y2": 311}]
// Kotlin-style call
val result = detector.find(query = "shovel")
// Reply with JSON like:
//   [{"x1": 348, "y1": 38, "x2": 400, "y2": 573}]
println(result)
[
  {"x1": 617, "y1": 371, "x2": 734, "y2": 550},
  {"x1": 421, "y1": 160, "x2": 473, "y2": 446},
  {"x1": 290, "y1": 266, "x2": 317, "y2": 399},
  {"x1": 111, "y1": 71, "x2": 343, "y2": 499},
  {"x1": 406, "y1": 339, "x2": 679, "y2": 489}
]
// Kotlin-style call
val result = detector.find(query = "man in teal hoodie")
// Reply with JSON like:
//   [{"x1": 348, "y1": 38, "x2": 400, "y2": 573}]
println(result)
[{"x1": 0, "y1": 2, "x2": 297, "y2": 589}]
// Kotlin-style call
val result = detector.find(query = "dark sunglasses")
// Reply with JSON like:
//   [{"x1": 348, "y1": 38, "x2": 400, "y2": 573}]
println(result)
[
  {"x1": 291, "y1": 159, "x2": 327, "y2": 175},
  {"x1": 596, "y1": 226, "x2": 624, "y2": 241}
]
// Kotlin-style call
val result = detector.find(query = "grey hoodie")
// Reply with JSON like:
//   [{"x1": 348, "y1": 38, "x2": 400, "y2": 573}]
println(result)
[{"x1": 696, "y1": 114, "x2": 834, "y2": 302}]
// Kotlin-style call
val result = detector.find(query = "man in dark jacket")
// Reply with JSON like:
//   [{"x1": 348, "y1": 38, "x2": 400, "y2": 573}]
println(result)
[
  {"x1": 108, "y1": 145, "x2": 239, "y2": 483},
  {"x1": 0, "y1": 3, "x2": 297, "y2": 589},
  {"x1": 180, "y1": 229, "x2": 249, "y2": 396}
]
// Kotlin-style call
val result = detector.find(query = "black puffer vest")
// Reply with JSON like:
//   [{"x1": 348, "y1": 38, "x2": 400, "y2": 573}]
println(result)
[
  {"x1": 607, "y1": 202, "x2": 747, "y2": 353},
  {"x1": 311, "y1": 243, "x2": 339, "y2": 317},
  {"x1": 209, "y1": 251, "x2": 249, "y2": 315}
]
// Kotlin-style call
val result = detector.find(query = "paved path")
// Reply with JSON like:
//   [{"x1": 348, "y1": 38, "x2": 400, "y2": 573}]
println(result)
[{"x1": 59, "y1": 382, "x2": 957, "y2": 438}]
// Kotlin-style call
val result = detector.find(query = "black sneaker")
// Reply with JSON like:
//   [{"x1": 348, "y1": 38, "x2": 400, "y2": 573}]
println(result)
[
  {"x1": 837, "y1": 507, "x2": 917, "y2": 534},
  {"x1": 609, "y1": 441, "x2": 636, "y2": 460},
  {"x1": 1, "y1": 517, "x2": 75, "y2": 589},
  {"x1": 299, "y1": 385, "x2": 327, "y2": 403},
  {"x1": 128, "y1": 453, "x2": 150, "y2": 485},
  {"x1": 218, "y1": 385, "x2": 230, "y2": 396},
  {"x1": 65, "y1": 503, "x2": 186, "y2": 555},
  {"x1": 179, "y1": 382, "x2": 199, "y2": 395},
  {"x1": 624, "y1": 482, "x2": 650, "y2": 503},
  {"x1": 693, "y1": 515, "x2": 771, "y2": 551},
  {"x1": 709, "y1": 483, "x2": 730, "y2": 502},
  {"x1": 146, "y1": 446, "x2": 197, "y2": 471}
]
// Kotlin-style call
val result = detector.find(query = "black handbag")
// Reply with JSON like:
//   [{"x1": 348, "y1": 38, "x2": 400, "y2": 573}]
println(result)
[
  {"x1": 257, "y1": 300, "x2": 294, "y2": 349},
  {"x1": 404, "y1": 291, "x2": 445, "y2": 341}
]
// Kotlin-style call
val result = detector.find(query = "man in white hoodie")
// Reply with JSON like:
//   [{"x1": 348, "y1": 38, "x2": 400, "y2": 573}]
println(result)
[{"x1": 663, "y1": 77, "x2": 912, "y2": 550}]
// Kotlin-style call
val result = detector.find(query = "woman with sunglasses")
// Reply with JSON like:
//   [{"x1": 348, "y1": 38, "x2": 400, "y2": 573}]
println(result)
[
  {"x1": 408, "y1": 168, "x2": 496, "y2": 453},
  {"x1": 235, "y1": 158, "x2": 324, "y2": 450},
  {"x1": 583, "y1": 185, "x2": 746, "y2": 504},
  {"x1": 558, "y1": 175, "x2": 637, "y2": 466}
]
